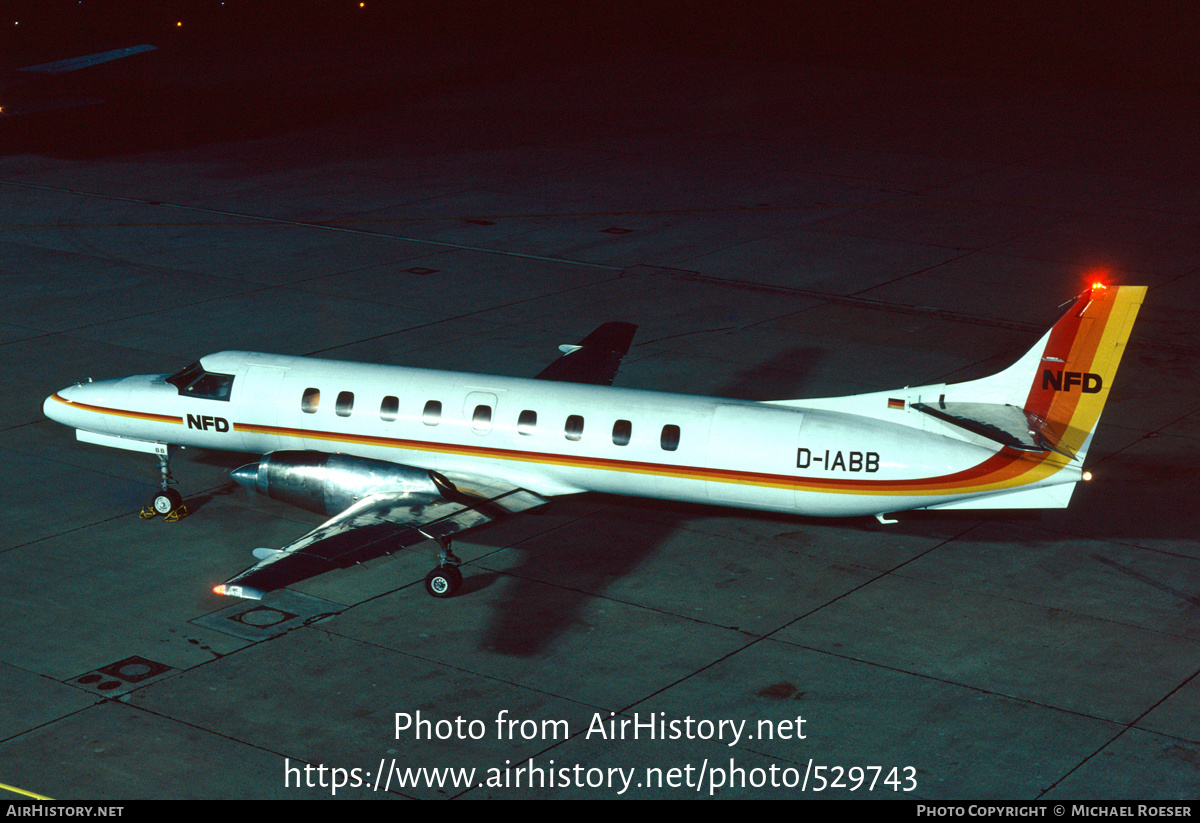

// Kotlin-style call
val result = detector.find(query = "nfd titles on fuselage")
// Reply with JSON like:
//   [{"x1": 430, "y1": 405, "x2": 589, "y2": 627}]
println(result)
[{"x1": 187, "y1": 414, "x2": 230, "y2": 432}]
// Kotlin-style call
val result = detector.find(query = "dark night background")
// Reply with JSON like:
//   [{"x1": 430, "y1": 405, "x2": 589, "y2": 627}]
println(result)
[
  {"x1": 3, "y1": 0, "x2": 1200, "y2": 801},
  {"x1": 5, "y1": 2, "x2": 1200, "y2": 155}
]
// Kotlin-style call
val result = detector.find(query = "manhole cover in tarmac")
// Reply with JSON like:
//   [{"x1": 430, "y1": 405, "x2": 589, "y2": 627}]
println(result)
[
  {"x1": 97, "y1": 656, "x2": 172, "y2": 683},
  {"x1": 230, "y1": 605, "x2": 298, "y2": 627},
  {"x1": 71, "y1": 656, "x2": 174, "y2": 695}
]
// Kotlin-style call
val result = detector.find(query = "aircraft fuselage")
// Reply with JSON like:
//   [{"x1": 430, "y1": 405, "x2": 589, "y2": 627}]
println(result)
[{"x1": 45, "y1": 350, "x2": 1070, "y2": 520}]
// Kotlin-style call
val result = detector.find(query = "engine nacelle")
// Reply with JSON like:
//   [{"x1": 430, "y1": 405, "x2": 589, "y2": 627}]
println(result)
[{"x1": 231, "y1": 451, "x2": 443, "y2": 516}]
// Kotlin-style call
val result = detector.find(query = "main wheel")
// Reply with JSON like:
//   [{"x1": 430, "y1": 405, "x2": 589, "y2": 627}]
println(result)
[
  {"x1": 425, "y1": 565, "x2": 462, "y2": 598},
  {"x1": 152, "y1": 488, "x2": 183, "y2": 515}
]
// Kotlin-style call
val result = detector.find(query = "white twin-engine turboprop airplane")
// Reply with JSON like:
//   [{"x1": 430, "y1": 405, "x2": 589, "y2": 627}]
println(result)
[{"x1": 44, "y1": 284, "x2": 1144, "y2": 600}]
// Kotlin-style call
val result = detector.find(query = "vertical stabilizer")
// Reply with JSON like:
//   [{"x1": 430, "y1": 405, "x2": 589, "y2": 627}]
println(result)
[{"x1": 945, "y1": 284, "x2": 1145, "y2": 460}]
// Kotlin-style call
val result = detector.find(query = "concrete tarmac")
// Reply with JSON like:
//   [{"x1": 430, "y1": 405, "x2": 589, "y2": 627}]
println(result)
[{"x1": 1, "y1": 4, "x2": 1198, "y2": 800}]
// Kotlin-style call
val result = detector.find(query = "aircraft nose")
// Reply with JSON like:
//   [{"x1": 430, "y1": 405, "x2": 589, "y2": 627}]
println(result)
[
  {"x1": 43, "y1": 384, "x2": 79, "y2": 425},
  {"x1": 43, "y1": 378, "x2": 132, "y2": 434}
]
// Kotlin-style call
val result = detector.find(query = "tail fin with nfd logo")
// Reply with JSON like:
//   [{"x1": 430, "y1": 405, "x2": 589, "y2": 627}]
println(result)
[{"x1": 911, "y1": 283, "x2": 1146, "y2": 464}]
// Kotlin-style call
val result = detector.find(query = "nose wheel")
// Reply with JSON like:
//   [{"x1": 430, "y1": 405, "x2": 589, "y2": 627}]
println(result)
[
  {"x1": 152, "y1": 488, "x2": 183, "y2": 515},
  {"x1": 139, "y1": 450, "x2": 188, "y2": 521}
]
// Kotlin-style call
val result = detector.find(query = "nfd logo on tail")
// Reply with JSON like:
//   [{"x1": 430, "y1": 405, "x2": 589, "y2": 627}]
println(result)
[{"x1": 1041, "y1": 370, "x2": 1103, "y2": 393}]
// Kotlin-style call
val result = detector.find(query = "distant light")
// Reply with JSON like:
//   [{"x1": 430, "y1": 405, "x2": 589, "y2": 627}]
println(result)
[
  {"x1": 176, "y1": 21, "x2": 182, "y2": 27},
  {"x1": 1082, "y1": 471, "x2": 1093, "y2": 481}
]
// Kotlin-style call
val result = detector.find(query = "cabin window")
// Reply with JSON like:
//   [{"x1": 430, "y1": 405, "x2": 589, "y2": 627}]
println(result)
[
  {"x1": 472, "y1": 404, "x2": 493, "y2": 434},
  {"x1": 336, "y1": 391, "x2": 354, "y2": 417},
  {"x1": 518, "y1": 409, "x2": 537, "y2": 435},
  {"x1": 166, "y1": 362, "x2": 234, "y2": 401},
  {"x1": 301, "y1": 388, "x2": 320, "y2": 413},
  {"x1": 660, "y1": 424, "x2": 680, "y2": 451},
  {"x1": 422, "y1": 400, "x2": 442, "y2": 426},
  {"x1": 380, "y1": 396, "x2": 399, "y2": 422},
  {"x1": 612, "y1": 419, "x2": 632, "y2": 446},
  {"x1": 565, "y1": 415, "x2": 584, "y2": 442}
]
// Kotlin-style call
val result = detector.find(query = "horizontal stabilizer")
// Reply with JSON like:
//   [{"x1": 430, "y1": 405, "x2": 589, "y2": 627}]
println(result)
[{"x1": 911, "y1": 401, "x2": 1075, "y2": 458}]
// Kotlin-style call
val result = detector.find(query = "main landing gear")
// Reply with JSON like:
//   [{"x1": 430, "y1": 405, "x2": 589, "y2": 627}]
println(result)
[
  {"x1": 139, "y1": 450, "x2": 188, "y2": 522},
  {"x1": 424, "y1": 538, "x2": 462, "y2": 598}
]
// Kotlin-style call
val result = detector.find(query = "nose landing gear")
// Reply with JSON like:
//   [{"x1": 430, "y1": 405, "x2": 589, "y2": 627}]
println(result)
[{"x1": 139, "y1": 450, "x2": 188, "y2": 521}]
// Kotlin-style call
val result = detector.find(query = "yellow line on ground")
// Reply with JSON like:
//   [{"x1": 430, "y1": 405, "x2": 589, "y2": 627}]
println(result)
[{"x1": 0, "y1": 781, "x2": 53, "y2": 800}]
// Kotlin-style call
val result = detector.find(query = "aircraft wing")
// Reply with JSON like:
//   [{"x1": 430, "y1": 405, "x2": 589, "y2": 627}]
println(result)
[
  {"x1": 2, "y1": 45, "x2": 157, "y2": 118},
  {"x1": 214, "y1": 474, "x2": 546, "y2": 600},
  {"x1": 17, "y1": 45, "x2": 158, "y2": 75},
  {"x1": 535, "y1": 321, "x2": 637, "y2": 385}
]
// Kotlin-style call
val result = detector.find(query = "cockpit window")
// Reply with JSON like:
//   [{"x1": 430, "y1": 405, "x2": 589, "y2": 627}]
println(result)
[
  {"x1": 166, "y1": 362, "x2": 234, "y2": 401},
  {"x1": 166, "y1": 363, "x2": 204, "y2": 390}
]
